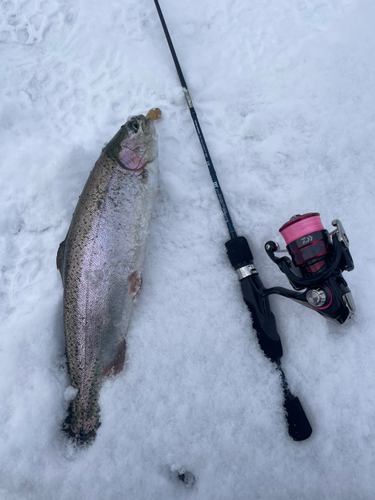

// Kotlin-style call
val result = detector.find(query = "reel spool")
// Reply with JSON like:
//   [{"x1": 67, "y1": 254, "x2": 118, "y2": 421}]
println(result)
[{"x1": 279, "y1": 213, "x2": 330, "y2": 274}]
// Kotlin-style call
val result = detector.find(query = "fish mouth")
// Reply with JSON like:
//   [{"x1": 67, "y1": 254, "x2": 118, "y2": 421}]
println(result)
[
  {"x1": 141, "y1": 115, "x2": 156, "y2": 135},
  {"x1": 140, "y1": 116, "x2": 157, "y2": 162}
]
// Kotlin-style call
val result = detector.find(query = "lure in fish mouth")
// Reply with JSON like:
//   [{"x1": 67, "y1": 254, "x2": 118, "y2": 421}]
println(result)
[{"x1": 58, "y1": 112, "x2": 160, "y2": 445}]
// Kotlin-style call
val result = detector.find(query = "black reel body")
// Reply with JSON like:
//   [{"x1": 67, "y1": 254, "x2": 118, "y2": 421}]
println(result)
[{"x1": 264, "y1": 214, "x2": 355, "y2": 325}]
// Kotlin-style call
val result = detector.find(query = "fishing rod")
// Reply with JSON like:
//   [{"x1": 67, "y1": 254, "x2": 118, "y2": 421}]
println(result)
[
  {"x1": 153, "y1": 0, "x2": 355, "y2": 441},
  {"x1": 153, "y1": 0, "x2": 310, "y2": 441},
  {"x1": 153, "y1": 0, "x2": 236, "y2": 239}
]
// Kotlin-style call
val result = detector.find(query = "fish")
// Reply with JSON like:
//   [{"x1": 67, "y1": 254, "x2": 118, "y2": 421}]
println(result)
[{"x1": 57, "y1": 113, "x2": 159, "y2": 443}]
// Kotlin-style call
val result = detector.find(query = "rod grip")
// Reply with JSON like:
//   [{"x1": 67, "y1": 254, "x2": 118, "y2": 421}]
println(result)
[
  {"x1": 225, "y1": 237, "x2": 283, "y2": 361},
  {"x1": 226, "y1": 237, "x2": 312, "y2": 440},
  {"x1": 240, "y1": 277, "x2": 283, "y2": 361},
  {"x1": 284, "y1": 394, "x2": 313, "y2": 441},
  {"x1": 225, "y1": 236, "x2": 253, "y2": 269}
]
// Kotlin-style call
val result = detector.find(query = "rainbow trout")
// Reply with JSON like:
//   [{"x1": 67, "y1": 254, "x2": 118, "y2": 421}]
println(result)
[{"x1": 57, "y1": 114, "x2": 158, "y2": 443}]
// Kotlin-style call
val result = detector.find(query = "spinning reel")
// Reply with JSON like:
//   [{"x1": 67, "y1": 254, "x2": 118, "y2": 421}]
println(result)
[{"x1": 264, "y1": 213, "x2": 355, "y2": 324}]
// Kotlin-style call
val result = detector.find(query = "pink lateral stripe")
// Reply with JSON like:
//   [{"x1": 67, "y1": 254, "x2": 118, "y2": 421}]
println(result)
[{"x1": 280, "y1": 216, "x2": 324, "y2": 245}]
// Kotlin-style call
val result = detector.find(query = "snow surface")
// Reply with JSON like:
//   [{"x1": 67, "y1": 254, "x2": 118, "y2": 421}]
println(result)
[{"x1": 1, "y1": 0, "x2": 375, "y2": 498}]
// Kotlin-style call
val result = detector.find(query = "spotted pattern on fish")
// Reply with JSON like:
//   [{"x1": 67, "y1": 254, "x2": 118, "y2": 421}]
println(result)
[{"x1": 58, "y1": 116, "x2": 158, "y2": 443}]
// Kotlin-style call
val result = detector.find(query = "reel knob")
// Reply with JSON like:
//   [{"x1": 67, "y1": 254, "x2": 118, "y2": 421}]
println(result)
[{"x1": 306, "y1": 288, "x2": 327, "y2": 308}]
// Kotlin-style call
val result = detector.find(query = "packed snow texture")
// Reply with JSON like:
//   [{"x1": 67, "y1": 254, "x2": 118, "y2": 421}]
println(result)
[{"x1": 1, "y1": 0, "x2": 374, "y2": 498}]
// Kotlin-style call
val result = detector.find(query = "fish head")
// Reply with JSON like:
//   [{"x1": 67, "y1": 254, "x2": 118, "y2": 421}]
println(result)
[{"x1": 104, "y1": 115, "x2": 157, "y2": 176}]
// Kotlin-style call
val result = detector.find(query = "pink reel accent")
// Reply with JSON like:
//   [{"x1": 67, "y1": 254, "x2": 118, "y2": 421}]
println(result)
[{"x1": 280, "y1": 213, "x2": 324, "y2": 246}]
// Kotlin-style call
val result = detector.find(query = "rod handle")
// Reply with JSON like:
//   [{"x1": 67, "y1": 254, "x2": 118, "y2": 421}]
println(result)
[
  {"x1": 225, "y1": 237, "x2": 283, "y2": 360},
  {"x1": 240, "y1": 277, "x2": 283, "y2": 360},
  {"x1": 284, "y1": 394, "x2": 313, "y2": 441}
]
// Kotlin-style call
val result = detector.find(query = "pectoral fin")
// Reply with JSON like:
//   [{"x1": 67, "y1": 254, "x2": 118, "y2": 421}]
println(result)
[{"x1": 57, "y1": 239, "x2": 66, "y2": 279}]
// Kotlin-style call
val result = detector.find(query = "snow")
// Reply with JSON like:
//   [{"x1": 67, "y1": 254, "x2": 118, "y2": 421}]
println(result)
[{"x1": 1, "y1": 0, "x2": 375, "y2": 498}]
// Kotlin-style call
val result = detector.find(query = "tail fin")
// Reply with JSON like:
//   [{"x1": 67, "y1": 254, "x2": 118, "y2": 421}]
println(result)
[{"x1": 62, "y1": 396, "x2": 101, "y2": 446}]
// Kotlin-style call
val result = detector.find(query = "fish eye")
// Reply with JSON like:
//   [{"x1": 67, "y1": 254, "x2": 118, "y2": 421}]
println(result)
[{"x1": 129, "y1": 119, "x2": 139, "y2": 133}]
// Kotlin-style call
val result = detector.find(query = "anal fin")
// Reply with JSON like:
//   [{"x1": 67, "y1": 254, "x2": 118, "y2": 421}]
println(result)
[{"x1": 102, "y1": 338, "x2": 126, "y2": 378}]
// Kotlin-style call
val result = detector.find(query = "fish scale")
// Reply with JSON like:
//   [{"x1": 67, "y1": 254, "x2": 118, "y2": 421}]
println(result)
[{"x1": 58, "y1": 115, "x2": 158, "y2": 443}]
